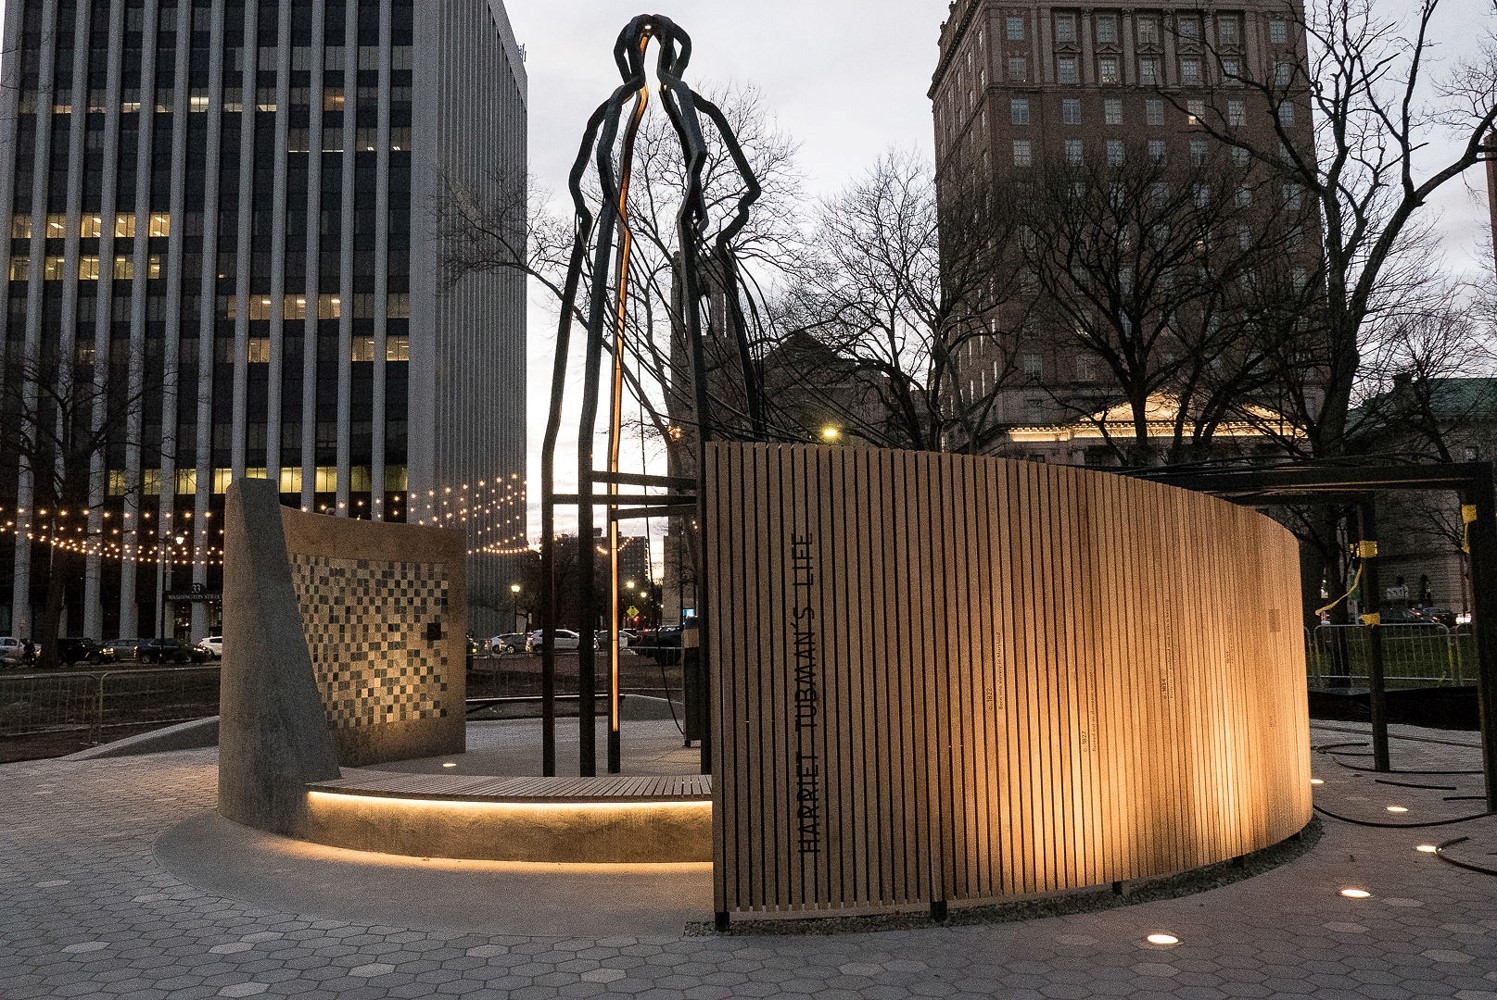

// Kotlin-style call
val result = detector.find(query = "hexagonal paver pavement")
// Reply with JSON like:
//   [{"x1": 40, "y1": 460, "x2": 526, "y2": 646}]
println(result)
[{"x1": 2, "y1": 721, "x2": 1495, "y2": 998}]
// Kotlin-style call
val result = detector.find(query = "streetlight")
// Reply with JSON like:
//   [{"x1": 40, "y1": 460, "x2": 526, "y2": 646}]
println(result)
[
  {"x1": 509, "y1": 582, "x2": 522, "y2": 631},
  {"x1": 820, "y1": 425, "x2": 842, "y2": 442}
]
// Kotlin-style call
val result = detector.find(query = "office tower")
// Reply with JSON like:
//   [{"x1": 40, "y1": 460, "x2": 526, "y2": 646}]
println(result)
[{"x1": 0, "y1": 0, "x2": 527, "y2": 641}]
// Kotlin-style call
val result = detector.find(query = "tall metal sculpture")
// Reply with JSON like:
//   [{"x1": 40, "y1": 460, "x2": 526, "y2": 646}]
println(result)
[{"x1": 540, "y1": 15, "x2": 762, "y2": 776}]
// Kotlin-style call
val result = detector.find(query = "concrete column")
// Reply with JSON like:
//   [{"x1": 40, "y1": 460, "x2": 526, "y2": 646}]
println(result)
[
  {"x1": 1163, "y1": 13, "x2": 1178, "y2": 88},
  {"x1": 300, "y1": 1, "x2": 329, "y2": 515},
  {"x1": 154, "y1": 0, "x2": 196, "y2": 640},
  {"x1": 230, "y1": 0, "x2": 260, "y2": 479},
  {"x1": 265, "y1": 0, "x2": 293, "y2": 489},
  {"x1": 11, "y1": 0, "x2": 59, "y2": 643},
  {"x1": 118, "y1": 0, "x2": 162, "y2": 640},
  {"x1": 1122, "y1": 10, "x2": 1136, "y2": 86},
  {"x1": 335, "y1": 0, "x2": 359, "y2": 517},
  {"x1": 85, "y1": 0, "x2": 128, "y2": 641},
  {"x1": 371, "y1": 0, "x2": 392, "y2": 522},
  {"x1": 192, "y1": 0, "x2": 229, "y2": 643},
  {"x1": 1080, "y1": 9, "x2": 1094, "y2": 85}
]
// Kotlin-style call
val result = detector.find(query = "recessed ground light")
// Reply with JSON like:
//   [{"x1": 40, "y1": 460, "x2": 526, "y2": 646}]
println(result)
[
  {"x1": 1386, "y1": 806, "x2": 1408, "y2": 813},
  {"x1": 1416, "y1": 844, "x2": 1438, "y2": 854},
  {"x1": 1311, "y1": 778, "x2": 1325, "y2": 785},
  {"x1": 442, "y1": 762, "x2": 457, "y2": 768},
  {"x1": 1340, "y1": 888, "x2": 1372, "y2": 899},
  {"x1": 1146, "y1": 933, "x2": 1179, "y2": 946}
]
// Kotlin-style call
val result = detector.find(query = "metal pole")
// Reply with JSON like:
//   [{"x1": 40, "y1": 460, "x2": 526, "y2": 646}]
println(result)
[
  {"x1": 1463, "y1": 467, "x2": 1497, "y2": 811},
  {"x1": 1357, "y1": 504, "x2": 1391, "y2": 773}
]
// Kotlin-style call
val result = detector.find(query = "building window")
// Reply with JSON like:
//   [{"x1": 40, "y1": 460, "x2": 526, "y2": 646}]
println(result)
[
  {"x1": 8, "y1": 256, "x2": 29, "y2": 280},
  {"x1": 1180, "y1": 57, "x2": 1202, "y2": 86},
  {"x1": 317, "y1": 294, "x2": 342, "y2": 319},
  {"x1": 1055, "y1": 13, "x2": 1076, "y2": 43},
  {"x1": 1193, "y1": 184, "x2": 1211, "y2": 208},
  {"x1": 1139, "y1": 57, "x2": 1160, "y2": 85},
  {"x1": 1278, "y1": 103, "x2": 1296, "y2": 127},
  {"x1": 1137, "y1": 15, "x2": 1159, "y2": 44},
  {"x1": 79, "y1": 214, "x2": 103, "y2": 238},
  {"x1": 46, "y1": 214, "x2": 67, "y2": 238},
  {"x1": 1176, "y1": 16, "x2": 1200, "y2": 41},
  {"x1": 1148, "y1": 140, "x2": 1166, "y2": 163},
  {"x1": 115, "y1": 214, "x2": 136, "y2": 238},
  {"x1": 1146, "y1": 98, "x2": 1164, "y2": 126},
  {"x1": 1190, "y1": 139, "x2": 1208, "y2": 166},
  {"x1": 1270, "y1": 19, "x2": 1289, "y2": 44},
  {"x1": 10, "y1": 215, "x2": 31, "y2": 239},
  {"x1": 1057, "y1": 55, "x2": 1079, "y2": 84},
  {"x1": 1275, "y1": 62, "x2": 1293, "y2": 87},
  {"x1": 1236, "y1": 188, "x2": 1253, "y2": 207},
  {"x1": 1099, "y1": 56, "x2": 1120, "y2": 85},
  {"x1": 113, "y1": 256, "x2": 134, "y2": 280},
  {"x1": 1232, "y1": 147, "x2": 1250, "y2": 166},
  {"x1": 1062, "y1": 98, "x2": 1082, "y2": 124},
  {"x1": 1064, "y1": 138, "x2": 1084, "y2": 165},
  {"x1": 1228, "y1": 100, "x2": 1247, "y2": 126},
  {"x1": 43, "y1": 256, "x2": 67, "y2": 280},
  {"x1": 1222, "y1": 59, "x2": 1241, "y2": 85},
  {"x1": 351, "y1": 336, "x2": 377, "y2": 362},
  {"x1": 1012, "y1": 139, "x2": 1033, "y2": 167},
  {"x1": 1096, "y1": 14, "x2": 1118, "y2": 44},
  {"x1": 1104, "y1": 99, "x2": 1123, "y2": 125},
  {"x1": 387, "y1": 293, "x2": 410, "y2": 319},
  {"x1": 1107, "y1": 139, "x2": 1125, "y2": 165},
  {"x1": 1010, "y1": 98, "x2": 1031, "y2": 125},
  {"x1": 1008, "y1": 55, "x2": 1027, "y2": 80},
  {"x1": 386, "y1": 335, "x2": 410, "y2": 362},
  {"x1": 247, "y1": 338, "x2": 271, "y2": 363},
  {"x1": 1187, "y1": 99, "x2": 1205, "y2": 125},
  {"x1": 1007, "y1": 15, "x2": 1026, "y2": 40},
  {"x1": 1282, "y1": 182, "x2": 1302, "y2": 209},
  {"x1": 147, "y1": 213, "x2": 171, "y2": 237},
  {"x1": 77, "y1": 256, "x2": 102, "y2": 280},
  {"x1": 1022, "y1": 353, "x2": 1044, "y2": 376},
  {"x1": 1218, "y1": 15, "x2": 1241, "y2": 47}
]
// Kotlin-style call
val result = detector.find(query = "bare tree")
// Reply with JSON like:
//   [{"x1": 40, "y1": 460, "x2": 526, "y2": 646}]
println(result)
[
  {"x1": 777, "y1": 150, "x2": 1034, "y2": 452},
  {"x1": 0, "y1": 349, "x2": 165, "y2": 669},
  {"x1": 1012, "y1": 141, "x2": 1309, "y2": 464},
  {"x1": 1180, "y1": 0, "x2": 1497, "y2": 459}
]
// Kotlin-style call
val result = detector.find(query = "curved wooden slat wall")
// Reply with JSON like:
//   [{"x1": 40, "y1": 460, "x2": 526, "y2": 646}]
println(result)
[{"x1": 705, "y1": 444, "x2": 1312, "y2": 918}]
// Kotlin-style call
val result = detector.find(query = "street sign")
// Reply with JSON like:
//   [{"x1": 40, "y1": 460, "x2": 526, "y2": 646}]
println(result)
[{"x1": 626, "y1": 605, "x2": 640, "y2": 618}]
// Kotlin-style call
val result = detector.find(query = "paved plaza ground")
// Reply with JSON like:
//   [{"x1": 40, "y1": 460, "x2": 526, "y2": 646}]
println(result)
[{"x1": 2, "y1": 719, "x2": 1496, "y2": 999}]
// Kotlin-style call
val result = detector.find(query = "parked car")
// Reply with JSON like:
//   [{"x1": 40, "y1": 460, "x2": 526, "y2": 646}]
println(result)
[
  {"x1": 525, "y1": 629, "x2": 582, "y2": 653},
  {"x1": 56, "y1": 637, "x2": 102, "y2": 665},
  {"x1": 1378, "y1": 607, "x2": 1421, "y2": 625},
  {"x1": 194, "y1": 636, "x2": 223, "y2": 659},
  {"x1": 0, "y1": 637, "x2": 27, "y2": 666},
  {"x1": 640, "y1": 625, "x2": 683, "y2": 664},
  {"x1": 1412, "y1": 607, "x2": 1458, "y2": 627},
  {"x1": 135, "y1": 638, "x2": 206, "y2": 664},
  {"x1": 98, "y1": 639, "x2": 139, "y2": 663},
  {"x1": 593, "y1": 630, "x2": 631, "y2": 650},
  {"x1": 490, "y1": 632, "x2": 527, "y2": 654}
]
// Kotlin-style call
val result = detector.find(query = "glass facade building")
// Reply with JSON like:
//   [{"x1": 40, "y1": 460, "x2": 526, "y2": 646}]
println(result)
[{"x1": 0, "y1": 0, "x2": 527, "y2": 641}]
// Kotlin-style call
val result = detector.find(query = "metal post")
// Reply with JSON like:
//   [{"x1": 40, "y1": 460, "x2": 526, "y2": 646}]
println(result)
[
  {"x1": 1464, "y1": 468, "x2": 1497, "y2": 811},
  {"x1": 1358, "y1": 504, "x2": 1391, "y2": 773}
]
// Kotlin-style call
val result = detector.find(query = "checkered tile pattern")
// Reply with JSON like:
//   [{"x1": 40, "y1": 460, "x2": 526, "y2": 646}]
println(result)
[{"x1": 287, "y1": 554, "x2": 451, "y2": 729}]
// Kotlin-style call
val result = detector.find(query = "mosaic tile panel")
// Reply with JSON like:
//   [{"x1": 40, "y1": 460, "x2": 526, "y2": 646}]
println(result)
[{"x1": 287, "y1": 554, "x2": 452, "y2": 729}]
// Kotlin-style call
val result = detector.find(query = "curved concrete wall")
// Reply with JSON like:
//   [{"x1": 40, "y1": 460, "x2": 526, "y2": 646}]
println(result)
[
  {"x1": 704, "y1": 444, "x2": 1312, "y2": 917},
  {"x1": 219, "y1": 480, "x2": 467, "y2": 835}
]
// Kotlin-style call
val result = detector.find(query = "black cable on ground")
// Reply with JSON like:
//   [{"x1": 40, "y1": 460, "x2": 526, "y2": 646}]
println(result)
[
  {"x1": 1313, "y1": 803, "x2": 1496, "y2": 828},
  {"x1": 1314, "y1": 741, "x2": 1371, "y2": 752},
  {"x1": 1435, "y1": 836, "x2": 1497, "y2": 878},
  {"x1": 654, "y1": 652, "x2": 685, "y2": 737},
  {"x1": 1444, "y1": 795, "x2": 1486, "y2": 802},
  {"x1": 1375, "y1": 777, "x2": 1459, "y2": 791},
  {"x1": 1326, "y1": 759, "x2": 1485, "y2": 776}
]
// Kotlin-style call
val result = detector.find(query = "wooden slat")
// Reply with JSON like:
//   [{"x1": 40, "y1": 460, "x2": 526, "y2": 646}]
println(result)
[{"x1": 705, "y1": 443, "x2": 1313, "y2": 916}]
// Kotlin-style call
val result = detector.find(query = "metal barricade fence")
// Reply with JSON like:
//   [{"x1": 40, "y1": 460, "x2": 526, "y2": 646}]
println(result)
[
  {"x1": 0, "y1": 665, "x2": 221, "y2": 742},
  {"x1": 1306, "y1": 622, "x2": 1475, "y2": 690}
]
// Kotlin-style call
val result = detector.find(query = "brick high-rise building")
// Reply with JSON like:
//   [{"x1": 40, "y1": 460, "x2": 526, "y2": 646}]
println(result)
[
  {"x1": 930, "y1": 0, "x2": 1316, "y2": 463},
  {"x1": 0, "y1": 0, "x2": 528, "y2": 642}
]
